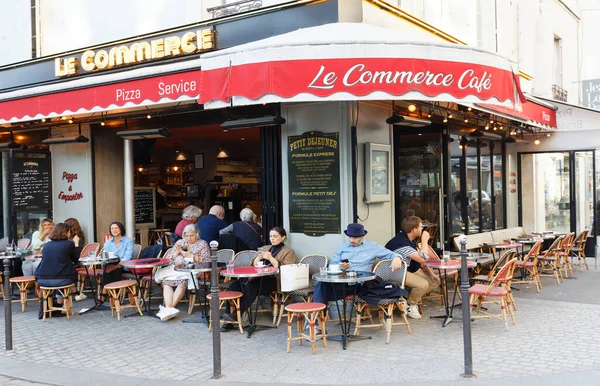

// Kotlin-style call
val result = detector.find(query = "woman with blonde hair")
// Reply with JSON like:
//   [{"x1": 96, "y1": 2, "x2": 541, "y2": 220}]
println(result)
[{"x1": 31, "y1": 218, "x2": 54, "y2": 253}]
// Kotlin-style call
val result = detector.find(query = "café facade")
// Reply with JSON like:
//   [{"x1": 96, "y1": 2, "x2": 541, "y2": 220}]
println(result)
[{"x1": 0, "y1": 0, "x2": 562, "y2": 258}]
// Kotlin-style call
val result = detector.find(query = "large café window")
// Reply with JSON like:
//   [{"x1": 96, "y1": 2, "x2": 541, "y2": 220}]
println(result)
[{"x1": 449, "y1": 134, "x2": 505, "y2": 238}]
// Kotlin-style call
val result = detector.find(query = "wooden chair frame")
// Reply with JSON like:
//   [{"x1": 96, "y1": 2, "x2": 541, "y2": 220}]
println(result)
[
  {"x1": 513, "y1": 239, "x2": 543, "y2": 292},
  {"x1": 537, "y1": 236, "x2": 565, "y2": 285},
  {"x1": 571, "y1": 230, "x2": 590, "y2": 272}
]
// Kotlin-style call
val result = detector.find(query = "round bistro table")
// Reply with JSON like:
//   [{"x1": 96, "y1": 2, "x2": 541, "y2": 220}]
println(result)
[
  {"x1": 312, "y1": 271, "x2": 376, "y2": 350},
  {"x1": 120, "y1": 258, "x2": 170, "y2": 317},
  {"x1": 221, "y1": 266, "x2": 279, "y2": 338},
  {"x1": 175, "y1": 261, "x2": 226, "y2": 325}
]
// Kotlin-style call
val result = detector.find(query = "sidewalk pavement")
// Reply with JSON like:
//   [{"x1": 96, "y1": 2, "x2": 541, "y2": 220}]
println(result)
[{"x1": 1, "y1": 264, "x2": 600, "y2": 385}]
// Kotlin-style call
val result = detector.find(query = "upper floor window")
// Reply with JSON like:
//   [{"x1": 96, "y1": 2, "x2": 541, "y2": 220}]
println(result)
[
  {"x1": 31, "y1": 0, "x2": 40, "y2": 58},
  {"x1": 553, "y1": 35, "x2": 562, "y2": 88}
]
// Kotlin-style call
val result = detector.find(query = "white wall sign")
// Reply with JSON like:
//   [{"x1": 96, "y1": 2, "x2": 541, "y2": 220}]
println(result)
[{"x1": 582, "y1": 79, "x2": 600, "y2": 110}]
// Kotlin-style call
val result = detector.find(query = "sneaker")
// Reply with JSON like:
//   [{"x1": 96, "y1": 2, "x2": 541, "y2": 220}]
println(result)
[
  {"x1": 75, "y1": 293, "x2": 87, "y2": 302},
  {"x1": 407, "y1": 305, "x2": 422, "y2": 319},
  {"x1": 162, "y1": 307, "x2": 180, "y2": 321},
  {"x1": 157, "y1": 305, "x2": 167, "y2": 320}
]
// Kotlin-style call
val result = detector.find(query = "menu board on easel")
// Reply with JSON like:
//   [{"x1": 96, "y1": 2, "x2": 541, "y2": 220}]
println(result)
[
  {"x1": 10, "y1": 151, "x2": 52, "y2": 210},
  {"x1": 134, "y1": 187, "x2": 156, "y2": 226}
]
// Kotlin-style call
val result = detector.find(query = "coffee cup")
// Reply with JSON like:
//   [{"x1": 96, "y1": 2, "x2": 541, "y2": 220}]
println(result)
[
  {"x1": 107, "y1": 252, "x2": 115, "y2": 259},
  {"x1": 329, "y1": 264, "x2": 340, "y2": 272}
]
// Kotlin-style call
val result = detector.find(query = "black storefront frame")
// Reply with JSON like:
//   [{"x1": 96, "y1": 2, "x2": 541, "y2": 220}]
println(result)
[{"x1": 517, "y1": 149, "x2": 597, "y2": 254}]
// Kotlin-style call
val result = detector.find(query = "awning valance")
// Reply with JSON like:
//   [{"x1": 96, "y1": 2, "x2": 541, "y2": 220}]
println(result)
[
  {"x1": 473, "y1": 94, "x2": 557, "y2": 129},
  {"x1": 199, "y1": 23, "x2": 526, "y2": 109},
  {"x1": 0, "y1": 60, "x2": 202, "y2": 124}
]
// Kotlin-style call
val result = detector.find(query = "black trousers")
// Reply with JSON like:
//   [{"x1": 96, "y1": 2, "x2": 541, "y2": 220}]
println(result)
[{"x1": 227, "y1": 276, "x2": 277, "y2": 315}]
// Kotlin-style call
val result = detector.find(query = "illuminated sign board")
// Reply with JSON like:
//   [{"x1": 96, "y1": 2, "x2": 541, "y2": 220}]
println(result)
[{"x1": 55, "y1": 27, "x2": 215, "y2": 77}]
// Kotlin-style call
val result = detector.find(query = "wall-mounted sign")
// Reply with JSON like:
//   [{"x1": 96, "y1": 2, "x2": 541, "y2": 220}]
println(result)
[
  {"x1": 55, "y1": 27, "x2": 216, "y2": 77},
  {"x1": 581, "y1": 79, "x2": 600, "y2": 110},
  {"x1": 10, "y1": 151, "x2": 52, "y2": 210},
  {"x1": 57, "y1": 171, "x2": 83, "y2": 203},
  {"x1": 288, "y1": 131, "x2": 340, "y2": 236}
]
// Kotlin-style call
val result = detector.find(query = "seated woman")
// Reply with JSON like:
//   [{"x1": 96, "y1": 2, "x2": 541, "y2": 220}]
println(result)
[
  {"x1": 96, "y1": 221, "x2": 134, "y2": 306},
  {"x1": 22, "y1": 218, "x2": 55, "y2": 276},
  {"x1": 174, "y1": 205, "x2": 202, "y2": 238},
  {"x1": 222, "y1": 227, "x2": 296, "y2": 331},
  {"x1": 155, "y1": 224, "x2": 210, "y2": 321},
  {"x1": 219, "y1": 208, "x2": 263, "y2": 250},
  {"x1": 34, "y1": 222, "x2": 80, "y2": 319}
]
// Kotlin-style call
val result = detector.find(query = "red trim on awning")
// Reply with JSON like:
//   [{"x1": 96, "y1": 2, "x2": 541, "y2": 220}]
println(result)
[
  {"x1": 476, "y1": 99, "x2": 557, "y2": 128},
  {"x1": 0, "y1": 70, "x2": 201, "y2": 123},
  {"x1": 199, "y1": 58, "x2": 524, "y2": 106}
]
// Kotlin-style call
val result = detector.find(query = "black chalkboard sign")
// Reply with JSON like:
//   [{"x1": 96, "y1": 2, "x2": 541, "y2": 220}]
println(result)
[
  {"x1": 11, "y1": 151, "x2": 52, "y2": 210},
  {"x1": 134, "y1": 187, "x2": 156, "y2": 226}
]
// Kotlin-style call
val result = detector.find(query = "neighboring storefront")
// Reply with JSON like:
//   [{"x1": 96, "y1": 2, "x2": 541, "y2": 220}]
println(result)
[{"x1": 0, "y1": 0, "x2": 555, "y2": 256}]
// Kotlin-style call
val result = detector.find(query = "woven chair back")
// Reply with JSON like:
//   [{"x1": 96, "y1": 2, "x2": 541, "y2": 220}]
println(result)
[
  {"x1": 525, "y1": 240, "x2": 543, "y2": 264},
  {"x1": 299, "y1": 254, "x2": 328, "y2": 277},
  {"x1": 372, "y1": 259, "x2": 407, "y2": 288},
  {"x1": 17, "y1": 238, "x2": 31, "y2": 250},
  {"x1": 489, "y1": 248, "x2": 516, "y2": 277},
  {"x1": 423, "y1": 224, "x2": 438, "y2": 246},
  {"x1": 80, "y1": 243, "x2": 100, "y2": 258},
  {"x1": 545, "y1": 235, "x2": 564, "y2": 256},
  {"x1": 484, "y1": 258, "x2": 518, "y2": 295},
  {"x1": 233, "y1": 250, "x2": 258, "y2": 267},
  {"x1": 216, "y1": 249, "x2": 235, "y2": 263},
  {"x1": 0, "y1": 237, "x2": 8, "y2": 253},
  {"x1": 132, "y1": 244, "x2": 142, "y2": 259}
]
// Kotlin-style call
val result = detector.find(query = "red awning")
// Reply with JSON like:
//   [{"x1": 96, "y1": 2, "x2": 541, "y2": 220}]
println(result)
[
  {"x1": 199, "y1": 23, "x2": 526, "y2": 108},
  {"x1": 0, "y1": 69, "x2": 201, "y2": 123},
  {"x1": 475, "y1": 95, "x2": 557, "y2": 129}
]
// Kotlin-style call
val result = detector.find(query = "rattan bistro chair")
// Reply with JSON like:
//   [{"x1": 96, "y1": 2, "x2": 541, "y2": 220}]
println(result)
[
  {"x1": 469, "y1": 258, "x2": 518, "y2": 331},
  {"x1": 513, "y1": 239, "x2": 543, "y2": 292},
  {"x1": 537, "y1": 236, "x2": 565, "y2": 285},
  {"x1": 354, "y1": 259, "x2": 412, "y2": 344},
  {"x1": 571, "y1": 230, "x2": 590, "y2": 271}
]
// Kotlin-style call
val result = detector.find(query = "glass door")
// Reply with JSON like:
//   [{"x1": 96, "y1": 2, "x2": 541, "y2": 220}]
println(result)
[{"x1": 393, "y1": 129, "x2": 443, "y2": 248}]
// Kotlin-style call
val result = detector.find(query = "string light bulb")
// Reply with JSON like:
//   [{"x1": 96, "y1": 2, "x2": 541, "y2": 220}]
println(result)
[
  {"x1": 534, "y1": 138, "x2": 540, "y2": 145},
  {"x1": 146, "y1": 114, "x2": 152, "y2": 119},
  {"x1": 68, "y1": 119, "x2": 74, "y2": 124},
  {"x1": 408, "y1": 104, "x2": 417, "y2": 112},
  {"x1": 485, "y1": 125, "x2": 489, "y2": 130},
  {"x1": 443, "y1": 117, "x2": 448, "y2": 123},
  {"x1": 546, "y1": 133, "x2": 551, "y2": 137},
  {"x1": 100, "y1": 121, "x2": 105, "y2": 126},
  {"x1": 464, "y1": 118, "x2": 469, "y2": 123},
  {"x1": 41, "y1": 118, "x2": 46, "y2": 123},
  {"x1": 448, "y1": 114, "x2": 453, "y2": 119}
]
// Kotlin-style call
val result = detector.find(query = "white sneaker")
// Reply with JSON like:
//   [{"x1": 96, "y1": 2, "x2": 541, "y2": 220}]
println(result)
[
  {"x1": 157, "y1": 305, "x2": 167, "y2": 321},
  {"x1": 162, "y1": 307, "x2": 180, "y2": 321},
  {"x1": 75, "y1": 293, "x2": 87, "y2": 302},
  {"x1": 407, "y1": 305, "x2": 422, "y2": 319}
]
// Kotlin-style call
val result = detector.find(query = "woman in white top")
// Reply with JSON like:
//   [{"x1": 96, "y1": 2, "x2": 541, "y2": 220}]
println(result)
[
  {"x1": 31, "y1": 218, "x2": 54, "y2": 252},
  {"x1": 22, "y1": 218, "x2": 54, "y2": 276}
]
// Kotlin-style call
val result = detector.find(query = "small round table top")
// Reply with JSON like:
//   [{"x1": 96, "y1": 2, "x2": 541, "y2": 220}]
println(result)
[
  {"x1": 312, "y1": 270, "x2": 376, "y2": 284},
  {"x1": 78, "y1": 257, "x2": 120, "y2": 266},
  {"x1": 449, "y1": 252, "x2": 494, "y2": 261},
  {"x1": 220, "y1": 266, "x2": 278, "y2": 278},
  {"x1": 481, "y1": 242, "x2": 522, "y2": 249},
  {"x1": 120, "y1": 258, "x2": 171, "y2": 269},
  {"x1": 175, "y1": 261, "x2": 226, "y2": 273},
  {"x1": 422, "y1": 259, "x2": 477, "y2": 270}
]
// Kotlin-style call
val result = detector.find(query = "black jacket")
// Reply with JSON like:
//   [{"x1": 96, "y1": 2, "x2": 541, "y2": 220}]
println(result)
[{"x1": 35, "y1": 239, "x2": 79, "y2": 280}]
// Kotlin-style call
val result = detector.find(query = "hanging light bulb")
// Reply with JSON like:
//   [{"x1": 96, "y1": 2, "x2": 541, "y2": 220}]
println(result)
[
  {"x1": 485, "y1": 125, "x2": 489, "y2": 130},
  {"x1": 41, "y1": 118, "x2": 46, "y2": 123},
  {"x1": 146, "y1": 114, "x2": 152, "y2": 119},
  {"x1": 448, "y1": 114, "x2": 453, "y2": 118},
  {"x1": 408, "y1": 104, "x2": 417, "y2": 112},
  {"x1": 546, "y1": 133, "x2": 551, "y2": 137},
  {"x1": 534, "y1": 138, "x2": 540, "y2": 145},
  {"x1": 443, "y1": 117, "x2": 448, "y2": 123},
  {"x1": 464, "y1": 118, "x2": 468, "y2": 123},
  {"x1": 68, "y1": 119, "x2": 74, "y2": 124},
  {"x1": 467, "y1": 107, "x2": 472, "y2": 111},
  {"x1": 490, "y1": 119, "x2": 494, "y2": 124},
  {"x1": 101, "y1": 121, "x2": 106, "y2": 126}
]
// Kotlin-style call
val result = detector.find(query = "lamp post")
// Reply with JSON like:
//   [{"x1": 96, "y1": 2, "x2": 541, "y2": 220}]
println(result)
[
  {"x1": 458, "y1": 234, "x2": 473, "y2": 377},
  {"x1": 209, "y1": 241, "x2": 222, "y2": 379},
  {"x1": 4, "y1": 257, "x2": 13, "y2": 351}
]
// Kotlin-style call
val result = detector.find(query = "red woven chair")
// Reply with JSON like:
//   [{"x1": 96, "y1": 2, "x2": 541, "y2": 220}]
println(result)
[
  {"x1": 513, "y1": 239, "x2": 543, "y2": 292},
  {"x1": 76, "y1": 243, "x2": 101, "y2": 294},
  {"x1": 469, "y1": 258, "x2": 518, "y2": 331},
  {"x1": 556, "y1": 233, "x2": 575, "y2": 278}
]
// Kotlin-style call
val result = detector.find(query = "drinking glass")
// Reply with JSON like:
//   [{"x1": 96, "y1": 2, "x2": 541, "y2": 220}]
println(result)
[
  {"x1": 226, "y1": 262, "x2": 235, "y2": 273},
  {"x1": 319, "y1": 266, "x2": 327, "y2": 275},
  {"x1": 442, "y1": 251, "x2": 450, "y2": 264},
  {"x1": 88, "y1": 251, "x2": 96, "y2": 260}
]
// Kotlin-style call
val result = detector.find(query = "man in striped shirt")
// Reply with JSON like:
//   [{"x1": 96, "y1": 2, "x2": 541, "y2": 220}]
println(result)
[{"x1": 385, "y1": 216, "x2": 440, "y2": 319}]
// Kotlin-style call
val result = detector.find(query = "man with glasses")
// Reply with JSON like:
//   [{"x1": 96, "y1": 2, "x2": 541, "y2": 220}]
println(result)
[{"x1": 385, "y1": 216, "x2": 440, "y2": 319}]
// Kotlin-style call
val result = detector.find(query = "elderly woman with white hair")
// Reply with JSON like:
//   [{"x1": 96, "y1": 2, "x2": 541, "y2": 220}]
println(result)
[
  {"x1": 219, "y1": 207, "x2": 263, "y2": 250},
  {"x1": 155, "y1": 224, "x2": 210, "y2": 321},
  {"x1": 174, "y1": 205, "x2": 203, "y2": 237}
]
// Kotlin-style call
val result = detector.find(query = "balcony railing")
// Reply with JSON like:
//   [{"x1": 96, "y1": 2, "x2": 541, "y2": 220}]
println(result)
[
  {"x1": 552, "y1": 84, "x2": 568, "y2": 102},
  {"x1": 208, "y1": 0, "x2": 263, "y2": 18}
]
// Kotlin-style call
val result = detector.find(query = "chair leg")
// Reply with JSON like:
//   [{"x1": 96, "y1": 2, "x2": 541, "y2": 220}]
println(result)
[
  {"x1": 188, "y1": 293, "x2": 196, "y2": 315},
  {"x1": 385, "y1": 304, "x2": 394, "y2": 344},
  {"x1": 234, "y1": 299, "x2": 244, "y2": 334},
  {"x1": 506, "y1": 295, "x2": 516, "y2": 325},
  {"x1": 354, "y1": 303, "x2": 363, "y2": 336},
  {"x1": 309, "y1": 311, "x2": 317, "y2": 355},
  {"x1": 271, "y1": 292, "x2": 278, "y2": 325},
  {"x1": 297, "y1": 313, "x2": 303, "y2": 346},
  {"x1": 286, "y1": 311, "x2": 293, "y2": 353},
  {"x1": 319, "y1": 311, "x2": 327, "y2": 347},
  {"x1": 500, "y1": 298, "x2": 509, "y2": 331}
]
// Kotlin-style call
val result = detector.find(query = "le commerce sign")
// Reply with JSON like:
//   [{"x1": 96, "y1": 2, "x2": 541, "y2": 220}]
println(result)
[
  {"x1": 288, "y1": 131, "x2": 341, "y2": 236},
  {"x1": 55, "y1": 27, "x2": 215, "y2": 77}
]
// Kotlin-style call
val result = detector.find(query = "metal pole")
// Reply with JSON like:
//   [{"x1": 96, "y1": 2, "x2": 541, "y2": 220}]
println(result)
[
  {"x1": 2, "y1": 152, "x2": 9, "y2": 235},
  {"x1": 123, "y1": 139, "x2": 136, "y2": 242},
  {"x1": 209, "y1": 241, "x2": 222, "y2": 379},
  {"x1": 458, "y1": 234, "x2": 473, "y2": 377},
  {"x1": 4, "y1": 258, "x2": 13, "y2": 351}
]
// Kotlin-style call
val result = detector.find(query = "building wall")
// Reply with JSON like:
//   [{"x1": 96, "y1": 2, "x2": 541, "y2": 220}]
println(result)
[
  {"x1": 0, "y1": 1, "x2": 32, "y2": 65},
  {"x1": 281, "y1": 101, "x2": 354, "y2": 260},
  {"x1": 50, "y1": 125, "x2": 95, "y2": 242}
]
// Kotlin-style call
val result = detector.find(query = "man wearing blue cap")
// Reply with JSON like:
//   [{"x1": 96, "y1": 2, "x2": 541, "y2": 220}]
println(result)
[{"x1": 312, "y1": 223, "x2": 403, "y2": 305}]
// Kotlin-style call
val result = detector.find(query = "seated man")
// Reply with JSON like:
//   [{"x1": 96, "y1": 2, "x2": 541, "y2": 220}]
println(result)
[
  {"x1": 385, "y1": 216, "x2": 440, "y2": 319},
  {"x1": 313, "y1": 223, "x2": 403, "y2": 305}
]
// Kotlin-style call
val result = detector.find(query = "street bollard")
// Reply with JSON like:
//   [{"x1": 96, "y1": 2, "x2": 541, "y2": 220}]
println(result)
[
  {"x1": 458, "y1": 234, "x2": 473, "y2": 377},
  {"x1": 209, "y1": 241, "x2": 222, "y2": 379},
  {"x1": 3, "y1": 257, "x2": 13, "y2": 351}
]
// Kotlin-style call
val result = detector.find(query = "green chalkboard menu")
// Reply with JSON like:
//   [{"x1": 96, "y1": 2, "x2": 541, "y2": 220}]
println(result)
[
  {"x1": 11, "y1": 151, "x2": 52, "y2": 210},
  {"x1": 134, "y1": 187, "x2": 156, "y2": 226},
  {"x1": 288, "y1": 131, "x2": 341, "y2": 236}
]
